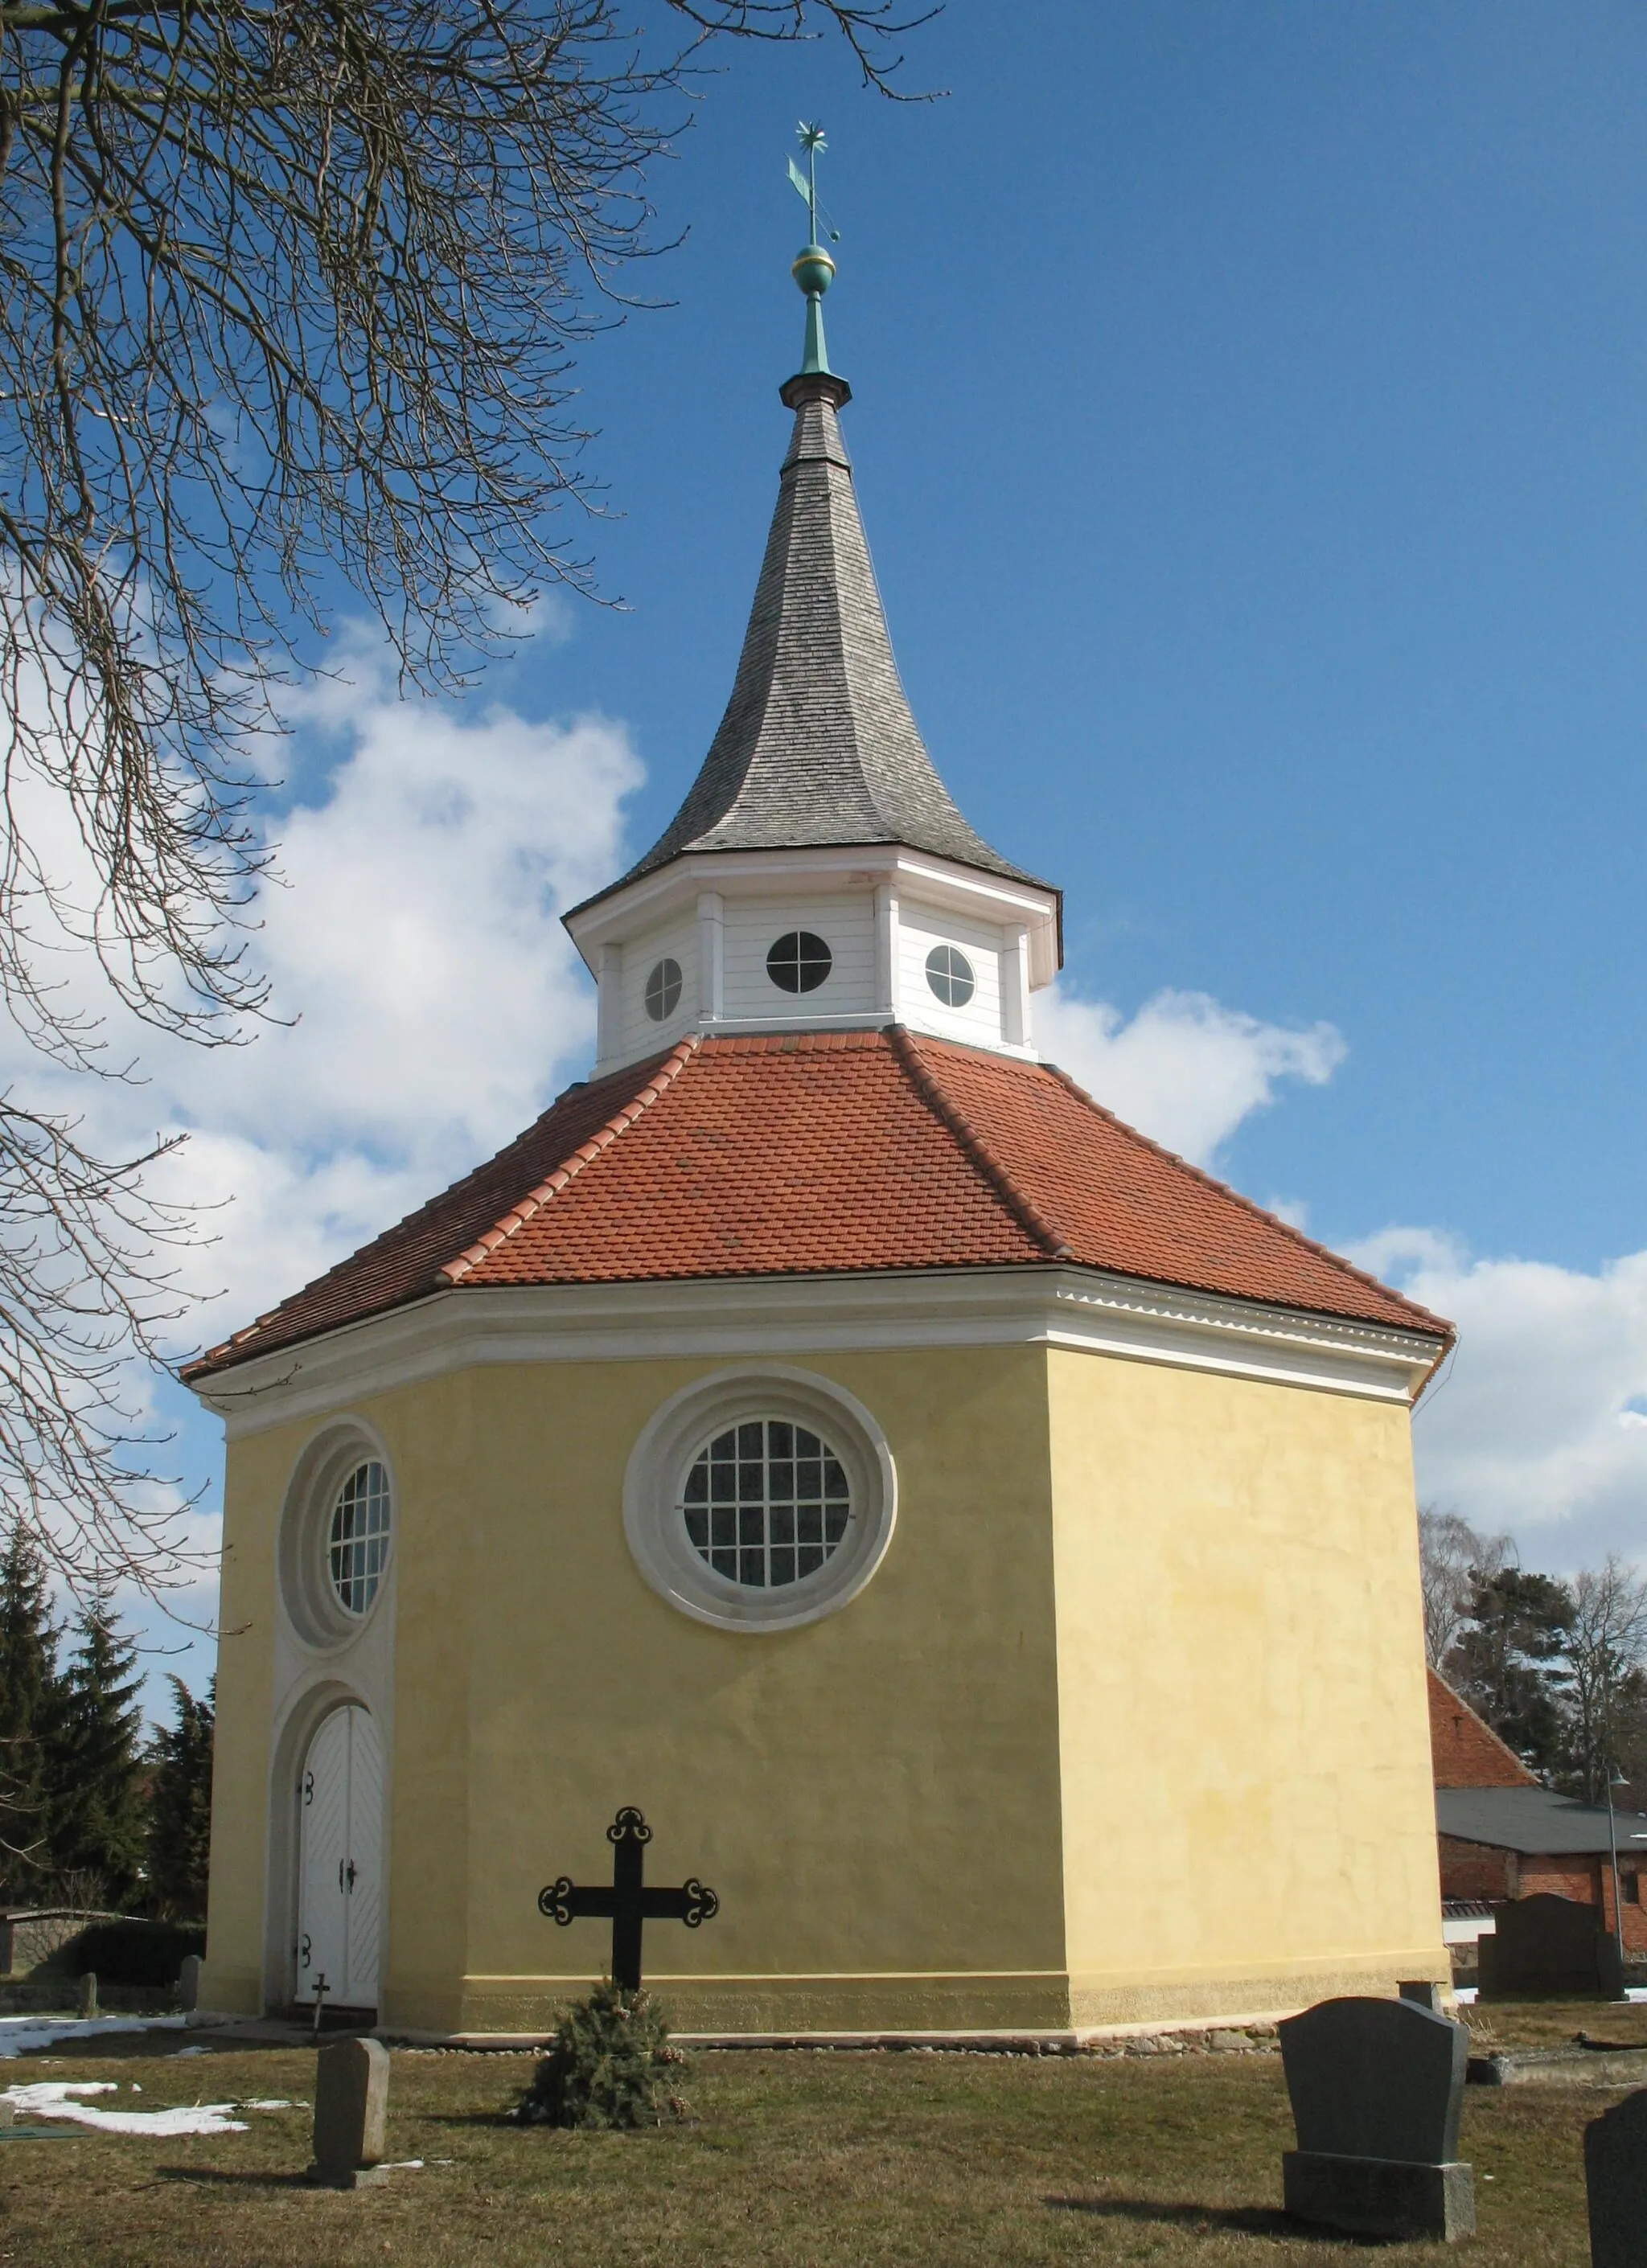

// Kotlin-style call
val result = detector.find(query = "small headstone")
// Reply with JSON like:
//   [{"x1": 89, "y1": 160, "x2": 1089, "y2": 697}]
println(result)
[
  {"x1": 0, "y1": 2102, "x2": 13, "y2": 2129},
  {"x1": 310, "y1": 2036, "x2": 392, "y2": 2189},
  {"x1": 76, "y1": 1971, "x2": 97, "y2": 2019},
  {"x1": 1585, "y1": 2089, "x2": 1647, "y2": 2268},
  {"x1": 1479, "y1": 1894, "x2": 1624, "y2": 1999},
  {"x1": 1399, "y1": 1979, "x2": 1444, "y2": 2012},
  {"x1": 178, "y1": 1954, "x2": 202, "y2": 2013},
  {"x1": 1279, "y1": 1995, "x2": 1475, "y2": 2242}
]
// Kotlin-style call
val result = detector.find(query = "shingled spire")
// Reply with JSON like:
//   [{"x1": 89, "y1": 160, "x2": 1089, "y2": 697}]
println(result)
[{"x1": 616, "y1": 232, "x2": 1038, "y2": 893}]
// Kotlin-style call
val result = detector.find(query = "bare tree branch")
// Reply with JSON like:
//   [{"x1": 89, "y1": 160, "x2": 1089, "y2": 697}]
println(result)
[{"x1": 0, "y1": 0, "x2": 936, "y2": 1597}]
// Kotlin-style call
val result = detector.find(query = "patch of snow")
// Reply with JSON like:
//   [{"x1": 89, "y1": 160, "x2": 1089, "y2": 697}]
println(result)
[
  {"x1": 0, "y1": 2081, "x2": 299, "y2": 2138},
  {"x1": 169, "y1": 2044, "x2": 212, "y2": 2059},
  {"x1": 0, "y1": 2015, "x2": 187, "y2": 2059},
  {"x1": 1, "y1": 2081, "x2": 247, "y2": 2136},
  {"x1": 1452, "y1": 1984, "x2": 1645, "y2": 2007}
]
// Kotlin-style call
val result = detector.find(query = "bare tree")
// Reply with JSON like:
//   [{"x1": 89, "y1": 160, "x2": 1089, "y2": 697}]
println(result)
[
  {"x1": 1562, "y1": 1555, "x2": 1647, "y2": 1803},
  {"x1": 1417, "y1": 1507, "x2": 1509, "y2": 1671},
  {"x1": 0, "y1": 0, "x2": 933, "y2": 1594}
]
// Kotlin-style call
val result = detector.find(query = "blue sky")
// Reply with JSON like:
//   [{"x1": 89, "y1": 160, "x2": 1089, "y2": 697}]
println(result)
[
  {"x1": 536, "y1": 0, "x2": 1647, "y2": 1269},
  {"x1": 47, "y1": 2, "x2": 1647, "y2": 1701}
]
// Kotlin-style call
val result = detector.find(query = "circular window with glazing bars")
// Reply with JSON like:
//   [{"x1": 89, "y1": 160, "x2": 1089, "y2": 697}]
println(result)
[
  {"x1": 766, "y1": 930, "x2": 832, "y2": 995},
  {"x1": 329, "y1": 1460, "x2": 392, "y2": 1617},
  {"x1": 680, "y1": 1419, "x2": 852, "y2": 1589},
  {"x1": 925, "y1": 944, "x2": 975, "y2": 1008},
  {"x1": 645, "y1": 957, "x2": 683, "y2": 1022}
]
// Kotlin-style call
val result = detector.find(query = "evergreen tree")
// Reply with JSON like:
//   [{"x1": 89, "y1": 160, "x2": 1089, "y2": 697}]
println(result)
[
  {"x1": 1445, "y1": 1565, "x2": 1575, "y2": 1776},
  {"x1": 47, "y1": 1599, "x2": 146, "y2": 1908},
  {"x1": 145, "y1": 1676, "x2": 214, "y2": 1920},
  {"x1": 0, "y1": 1525, "x2": 61, "y2": 1902}
]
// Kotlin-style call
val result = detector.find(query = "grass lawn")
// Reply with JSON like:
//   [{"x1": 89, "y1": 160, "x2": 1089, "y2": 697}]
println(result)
[{"x1": 0, "y1": 2002, "x2": 1637, "y2": 2266}]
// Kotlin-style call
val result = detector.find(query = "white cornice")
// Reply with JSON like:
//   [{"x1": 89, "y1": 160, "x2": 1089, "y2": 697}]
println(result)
[
  {"x1": 565, "y1": 846, "x2": 1062, "y2": 990},
  {"x1": 191, "y1": 1265, "x2": 1445, "y2": 1441}
]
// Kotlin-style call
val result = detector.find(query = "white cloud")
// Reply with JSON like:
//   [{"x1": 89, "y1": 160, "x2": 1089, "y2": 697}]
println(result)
[
  {"x1": 1348, "y1": 1231, "x2": 1647, "y2": 1574},
  {"x1": 1035, "y1": 985, "x2": 1346, "y2": 1167},
  {"x1": 44, "y1": 638, "x2": 644, "y2": 1335},
  {"x1": 0, "y1": 627, "x2": 640, "y2": 1686}
]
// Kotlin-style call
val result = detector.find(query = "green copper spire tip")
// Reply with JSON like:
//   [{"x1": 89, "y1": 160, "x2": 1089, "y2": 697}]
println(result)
[{"x1": 787, "y1": 121, "x2": 840, "y2": 376}]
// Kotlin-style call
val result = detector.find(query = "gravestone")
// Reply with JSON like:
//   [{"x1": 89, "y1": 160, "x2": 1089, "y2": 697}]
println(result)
[
  {"x1": 310, "y1": 2036, "x2": 392, "y2": 2189},
  {"x1": 1479, "y1": 1894, "x2": 1625, "y2": 1999},
  {"x1": 1279, "y1": 1995, "x2": 1475, "y2": 2241},
  {"x1": 178, "y1": 1954, "x2": 202, "y2": 2013},
  {"x1": 76, "y1": 1971, "x2": 97, "y2": 2018},
  {"x1": 1585, "y1": 2089, "x2": 1647, "y2": 2268},
  {"x1": 1399, "y1": 1980, "x2": 1444, "y2": 2012}
]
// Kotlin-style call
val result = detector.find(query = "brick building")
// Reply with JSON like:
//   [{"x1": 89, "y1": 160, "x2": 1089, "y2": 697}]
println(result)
[{"x1": 1429, "y1": 1669, "x2": 1647, "y2": 1956}]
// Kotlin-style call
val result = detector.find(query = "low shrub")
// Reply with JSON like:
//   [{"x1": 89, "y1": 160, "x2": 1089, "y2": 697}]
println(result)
[
  {"x1": 72, "y1": 1920, "x2": 205, "y2": 1987},
  {"x1": 517, "y1": 1980, "x2": 690, "y2": 2129}
]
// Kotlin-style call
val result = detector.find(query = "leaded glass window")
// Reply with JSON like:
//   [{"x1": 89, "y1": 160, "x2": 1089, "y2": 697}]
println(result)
[
  {"x1": 766, "y1": 930, "x2": 832, "y2": 995},
  {"x1": 329, "y1": 1460, "x2": 391, "y2": 1616},
  {"x1": 925, "y1": 943, "x2": 975, "y2": 1007},
  {"x1": 680, "y1": 1420, "x2": 851, "y2": 1588},
  {"x1": 645, "y1": 958, "x2": 683, "y2": 1022}
]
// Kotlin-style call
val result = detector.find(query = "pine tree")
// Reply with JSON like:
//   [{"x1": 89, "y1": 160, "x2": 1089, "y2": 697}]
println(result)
[
  {"x1": 47, "y1": 1599, "x2": 146, "y2": 1908},
  {"x1": 0, "y1": 1525, "x2": 62, "y2": 1903},
  {"x1": 145, "y1": 1676, "x2": 214, "y2": 1919},
  {"x1": 1445, "y1": 1566, "x2": 1575, "y2": 1777}
]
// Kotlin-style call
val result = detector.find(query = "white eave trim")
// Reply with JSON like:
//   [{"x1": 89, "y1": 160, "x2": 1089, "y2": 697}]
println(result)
[
  {"x1": 565, "y1": 846, "x2": 1062, "y2": 990},
  {"x1": 191, "y1": 1265, "x2": 1445, "y2": 1440}
]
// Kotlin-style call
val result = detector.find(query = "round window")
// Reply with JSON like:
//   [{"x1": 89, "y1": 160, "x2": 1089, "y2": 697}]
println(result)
[
  {"x1": 766, "y1": 930, "x2": 832, "y2": 994},
  {"x1": 925, "y1": 944, "x2": 975, "y2": 1008},
  {"x1": 680, "y1": 1419, "x2": 852, "y2": 1589},
  {"x1": 645, "y1": 957, "x2": 683, "y2": 1023},
  {"x1": 328, "y1": 1460, "x2": 391, "y2": 1616},
  {"x1": 624, "y1": 1367, "x2": 897, "y2": 1632}
]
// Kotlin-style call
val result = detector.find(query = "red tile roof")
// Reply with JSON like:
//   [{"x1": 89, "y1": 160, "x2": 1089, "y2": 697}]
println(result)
[
  {"x1": 1428, "y1": 1668, "x2": 1538, "y2": 1790},
  {"x1": 184, "y1": 1028, "x2": 1450, "y2": 1379}
]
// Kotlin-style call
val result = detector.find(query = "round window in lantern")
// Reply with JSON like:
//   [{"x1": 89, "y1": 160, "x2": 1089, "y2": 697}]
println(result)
[
  {"x1": 766, "y1": 930, "x2": 832, "y2": 994},
  {"x1": 925, "y1": 944, "x2": 975, "y2": 1008},
  {"x1": 644, "y1": 957, "x2": 683, "y2": 1022},
  {"x1": 681, "y1": 1418, "x2": 852, "y2": 1590},
  {"x1": 328, "y1": 1459, "x2": 392, "y2": 1618}
]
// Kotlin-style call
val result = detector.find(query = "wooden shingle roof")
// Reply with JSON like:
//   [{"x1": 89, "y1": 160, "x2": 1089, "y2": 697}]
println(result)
[{"x1": 571, "y1": 374, "x2": 1046, "y2": 919}]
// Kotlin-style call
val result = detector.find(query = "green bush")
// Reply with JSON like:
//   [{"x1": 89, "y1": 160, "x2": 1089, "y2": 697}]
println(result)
[
  {"x1": 72, "y1": 1919, "x2": 204, "y2": 1987},
  {"x1": 517, "y1": 1981, "x2": 689, "y2": 2129}
]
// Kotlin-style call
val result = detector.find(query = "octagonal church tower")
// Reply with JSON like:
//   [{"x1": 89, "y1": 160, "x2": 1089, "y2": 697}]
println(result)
[{"x1": 188, "y1": 244, "x2": 1454, "y2": 2038}]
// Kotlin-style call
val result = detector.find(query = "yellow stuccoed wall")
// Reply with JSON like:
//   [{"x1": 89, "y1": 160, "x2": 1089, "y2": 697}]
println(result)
[
  {"x1": 200, "y1": 1333, "x2": 1446, "y2": 2033},
  {"x1": 1047, "y1": 1347, "x2": 1448, "y2": 2023}
]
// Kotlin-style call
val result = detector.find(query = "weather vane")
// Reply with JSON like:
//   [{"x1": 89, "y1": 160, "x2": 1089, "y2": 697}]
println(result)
[
  {"x1": 788, "y1": 121, "x2": 842, "y2": 251},
  {"x1": 787, "y1": 122, "x2": 841, "y2": 379}
]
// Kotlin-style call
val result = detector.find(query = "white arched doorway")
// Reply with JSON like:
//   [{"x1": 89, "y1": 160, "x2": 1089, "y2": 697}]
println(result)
[{"x1": 296, "y1": 1704, "x2": 383, "y2": 2012}]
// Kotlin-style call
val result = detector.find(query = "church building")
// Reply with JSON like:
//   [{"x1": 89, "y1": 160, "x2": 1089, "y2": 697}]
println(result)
[{"x1": 188, "y1": 231, "x2": 1455, "y2": 2038}]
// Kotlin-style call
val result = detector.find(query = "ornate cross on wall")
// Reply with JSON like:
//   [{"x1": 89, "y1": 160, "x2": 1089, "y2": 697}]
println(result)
[{"x1": 537, "y1": 1807, "x2": 718, "y2": 1992}]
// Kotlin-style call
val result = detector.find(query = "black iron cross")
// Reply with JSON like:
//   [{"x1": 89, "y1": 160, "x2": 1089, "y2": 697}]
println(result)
[{"x1": 537, "y1": 1806, "x2": 718, "y2": 1991}]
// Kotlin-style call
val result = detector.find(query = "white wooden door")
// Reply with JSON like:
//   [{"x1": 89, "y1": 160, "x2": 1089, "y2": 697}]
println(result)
[{"x1": 297, "y1": 1705, "x2": 383, "y2": 2008}]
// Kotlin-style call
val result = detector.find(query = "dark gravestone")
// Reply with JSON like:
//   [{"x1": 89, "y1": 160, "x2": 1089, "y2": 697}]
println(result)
[
  {"x1": 310, "y1": 2036, "x2": 392, "y2": 2189},
  {"x1": 1479, "y1": 1894, "x2": 1625, "y2": 2000},
  {"x1": 1585, "y1": 2090, "x2": 1647, "y2": 2268},
  {"x1": 1280, "y1": 1995, "x2": 1475, "y2": 2242}
]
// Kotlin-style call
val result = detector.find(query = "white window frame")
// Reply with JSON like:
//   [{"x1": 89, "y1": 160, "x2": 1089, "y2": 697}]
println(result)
[
  {"x1": 278, "y1": 1421, "x2": 396, "y2": 1648},
  {"x1": 623, "y1": 1365, "x2": 897, "y2": 1632}
]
